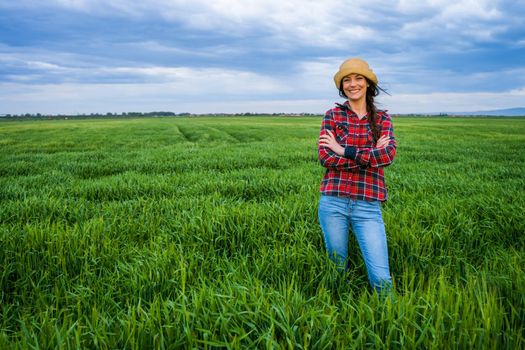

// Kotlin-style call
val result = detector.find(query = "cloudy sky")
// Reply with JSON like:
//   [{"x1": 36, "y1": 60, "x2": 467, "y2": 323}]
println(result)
[{"x1": 1, "y1": 0, "x2": 524, "y2": 115}]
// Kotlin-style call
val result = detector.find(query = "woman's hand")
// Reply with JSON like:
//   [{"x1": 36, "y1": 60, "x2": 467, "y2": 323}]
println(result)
[
  {"x1": 319, "y1": 130, "x2": 345, "y2": 156},
  {"x1": 376, "y1": 135, "x2": 390, "y2": 148}
]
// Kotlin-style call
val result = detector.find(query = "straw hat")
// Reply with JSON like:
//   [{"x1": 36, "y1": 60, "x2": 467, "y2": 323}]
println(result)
[{"x1": 333, "y1": 58, "x2": 378, "y2": 88}]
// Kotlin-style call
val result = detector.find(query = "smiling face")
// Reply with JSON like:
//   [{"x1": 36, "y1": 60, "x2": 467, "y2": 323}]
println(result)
[{"x1": 341, "y1": 74, "x2": 368, "y2": 102}]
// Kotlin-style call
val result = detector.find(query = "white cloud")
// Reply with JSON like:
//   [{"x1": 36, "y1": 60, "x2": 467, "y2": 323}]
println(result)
[
  {"x1": 0, "y1": 81, "x2": 285, "y2": 114},
  {"x1": 1, "y1": 1, "x2": 524, "y2": 115},
  {"x1": 397, "y1": 0, "x2": 506, "y2": 44},
  {"x1": 0, "y1": 46, "x2": 287, "y2": 92},
  {"x1": 100, "y1": 66, "x2": 288, "y2": 94},
  {"x1": 395, "y1": 0, "x2": 501, "y2": 19},
  {"x1": 159, "y1": 0, "x2": 381, "y2": 48},
  {"x1": 3, "y1": 50, "x2": 524, "y2": 115},
  {"x1": 0, "y1": 63, "x2": 295, "y2": 114},
  {"x1": 2, "y1": 0, "x2": 518, "y2": 49},
  {"x1": 2, "y1": 78, "x2": 524, "y2": 115},
  {"x1": 441, "y1": 0, "x2": 501, "y2": 20},
  {"x1": 380, "y1": 89, "x2": 525, "y2": 114},
  {"x1": 0, "y1": 1, "x2": 381, "y2": 48},
  {"x1": 122, "y1": 41, "x2": 245, "y2": 58}
]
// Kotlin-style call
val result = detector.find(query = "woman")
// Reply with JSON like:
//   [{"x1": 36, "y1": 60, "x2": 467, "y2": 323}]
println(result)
[{"x1": 317, "y1": 57, "x2": 396, "y2": 294}]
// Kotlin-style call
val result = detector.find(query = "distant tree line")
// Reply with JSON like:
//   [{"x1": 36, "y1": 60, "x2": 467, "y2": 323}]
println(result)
[
  {"x1": 0, "y1": 111, "x2": 321, "y2": 120},
  {"x1": 0, "y1": 111, "x2": 188, "y2": 119}
]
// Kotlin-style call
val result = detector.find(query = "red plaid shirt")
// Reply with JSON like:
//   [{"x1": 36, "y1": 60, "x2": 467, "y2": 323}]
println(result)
[{"x1": 318, "y1": 101, "x2": 397, "y2": 201}]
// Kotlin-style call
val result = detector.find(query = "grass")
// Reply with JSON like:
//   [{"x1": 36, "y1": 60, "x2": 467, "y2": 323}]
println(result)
[{"x1": 1, "y1": 116, "x2": 524, "y2": 349}]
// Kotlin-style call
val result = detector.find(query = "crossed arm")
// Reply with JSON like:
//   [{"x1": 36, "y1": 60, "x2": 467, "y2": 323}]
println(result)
[
  {"x1": 319, "y1": 130, "x2": 390, "y2": 155},
  {"x1": 317, "y1": 113, "x2": 397, "y2": 170}
]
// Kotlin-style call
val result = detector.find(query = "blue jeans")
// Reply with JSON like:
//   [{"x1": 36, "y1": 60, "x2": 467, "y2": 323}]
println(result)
[{"x1": 318, "y1": 195, "x2": 392, "y2": 292}]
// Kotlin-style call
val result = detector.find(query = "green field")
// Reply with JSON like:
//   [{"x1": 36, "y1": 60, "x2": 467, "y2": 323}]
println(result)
[{"x1": 1, "y1": 116, "x2": 524, "y2": 349}]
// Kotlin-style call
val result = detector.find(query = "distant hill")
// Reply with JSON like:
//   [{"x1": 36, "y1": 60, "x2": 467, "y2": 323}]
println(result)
[{"x1": 450, "y1": 107, "x2": 525, "y2": 116}]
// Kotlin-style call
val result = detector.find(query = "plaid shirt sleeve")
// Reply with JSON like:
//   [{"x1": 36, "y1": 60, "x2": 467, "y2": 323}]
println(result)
[
  {"x1": 318, "y1": 109, "x2": 361, "y2": 171},
  {"x1": 353, "y1": 112, "x2": 397, "y2": 168}
]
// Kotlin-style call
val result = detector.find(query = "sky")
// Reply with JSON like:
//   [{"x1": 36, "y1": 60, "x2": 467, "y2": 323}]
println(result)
[{"x1": 1, "y1": 0, "x2": 524, "y2": 115}]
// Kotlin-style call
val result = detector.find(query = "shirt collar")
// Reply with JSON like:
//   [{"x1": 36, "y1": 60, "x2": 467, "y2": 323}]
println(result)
[
  {"x1": 336, "y1": 101, "x2": 366, "y2": 119},
  {"x1": 336, "y1": 101, "x2": 388, "y2": 119}
]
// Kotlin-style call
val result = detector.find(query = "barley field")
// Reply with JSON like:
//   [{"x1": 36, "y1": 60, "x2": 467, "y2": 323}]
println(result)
[{"x1": 1, "y1": 116, "x2": 524, "y2": 349}]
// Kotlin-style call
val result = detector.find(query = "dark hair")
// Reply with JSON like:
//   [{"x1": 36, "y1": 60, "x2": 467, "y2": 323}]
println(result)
[{"x1": 338, "y1": 78, "x2": 389, "y2": 142}]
